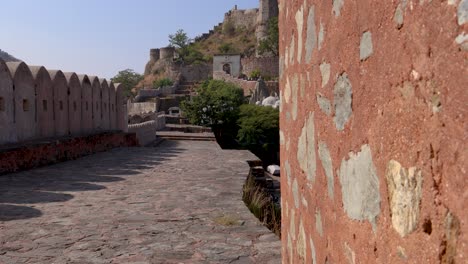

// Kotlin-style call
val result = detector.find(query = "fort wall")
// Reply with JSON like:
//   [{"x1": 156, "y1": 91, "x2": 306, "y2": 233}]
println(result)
[
  {"x1": 128, "y1": 120, "x2": 157, "y2": 146},
  {"x1": 241, "y1": 56, "x2": 279, "y2": 78},
  {"x1": 279, "y1": 1, "x2": 467, "y2": 263},
  {"x1": 0, "y1": 58, "x2": 128, "y2": 147}
]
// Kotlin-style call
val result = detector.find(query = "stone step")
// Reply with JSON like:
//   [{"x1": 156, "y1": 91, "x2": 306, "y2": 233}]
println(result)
[{"x1": 157, "y1": 136, "x2": 216, "y2": 141}]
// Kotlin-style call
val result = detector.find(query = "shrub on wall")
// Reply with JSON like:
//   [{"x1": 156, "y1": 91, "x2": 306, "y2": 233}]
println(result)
[
  {"x1": 152, "y1": 78, "x2": 173, "y2": 89},
  {"x1": 250, "y1": 69, "x2": 262, "y2": 79},
  {"x1": 223, "y1": 19, "x2": 236, "y2": 36}
]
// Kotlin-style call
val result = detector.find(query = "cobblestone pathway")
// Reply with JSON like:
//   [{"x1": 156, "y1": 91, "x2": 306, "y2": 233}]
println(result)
[{"x1": 0, "y1": 141, "x2": 281, "y2": 264}]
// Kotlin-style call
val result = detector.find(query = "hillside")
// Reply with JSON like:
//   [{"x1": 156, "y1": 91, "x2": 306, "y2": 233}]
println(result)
[
  {"x1": 0, "y1": 49, "x2": 20, "y2": 62},
  {"x1": 193, "y1": 23, "x2": 257, "y2": 59}
]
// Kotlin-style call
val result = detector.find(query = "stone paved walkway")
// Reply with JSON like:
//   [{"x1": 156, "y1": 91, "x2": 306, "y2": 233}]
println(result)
[{"x1": 0, "y1": 141, "x2": 281, "y2": 264}]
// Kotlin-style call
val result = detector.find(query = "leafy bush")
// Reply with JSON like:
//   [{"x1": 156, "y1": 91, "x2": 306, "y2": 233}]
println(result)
[
  {"x1": 250, "y1": 69, "x2": 261, "y2": 79},
  {"x1": 237, "y1": 104, "x2": 279, "y2": 150},
  {"x1": 111, "y1": 69, "x2": 143, "y2": 98},
  {"x1": 218, "y1": 43, "x2": 237, "y2": 54},
  {"x1": 153, "y1": 78, "x2": 173, "y2": 88},
  {"x1": 243, "y1": 173, "x2": 281, "y2": 236},
  {"x1": 223, "y1": 20, "x2": 236, "y2": 36},
  {"x1": 258, "y1": 17, "x2": 279, "y2": 56},
  {"x1": 181, "y1": 79, "x2": 245, "y2": 128}
]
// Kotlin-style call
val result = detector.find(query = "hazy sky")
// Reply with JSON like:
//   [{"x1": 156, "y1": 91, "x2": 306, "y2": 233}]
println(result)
[{"x1": 0, "y1": 0, "x2": 258, "y2": 79}]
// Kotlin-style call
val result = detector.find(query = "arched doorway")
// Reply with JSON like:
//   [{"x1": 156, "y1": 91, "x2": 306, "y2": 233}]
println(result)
[{"x1": 223, "y1": 63, "x2": 231, "y2": 75}]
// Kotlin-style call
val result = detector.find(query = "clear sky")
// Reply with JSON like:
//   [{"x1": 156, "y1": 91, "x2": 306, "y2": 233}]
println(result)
[{"x1": 0, "y1": 0, "x2": 258, "y2": 79}]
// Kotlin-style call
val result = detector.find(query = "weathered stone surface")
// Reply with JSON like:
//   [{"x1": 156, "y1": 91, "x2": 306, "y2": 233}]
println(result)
[
  {"x1": 291, "y1": 74, "x2": 299, "y2": 120},
  {"x1": 339, "y1": 145, "x2": 380, "y2": 228},
  {"x1": 297, "y1": 112, "x2": 316, "y2": 184},
  {"x1": 441, "y1": 212, "x2": 460, "y2": 263},
  {"x1": 305, "y1": 5, "x2": 317, "y2": 63},
  {"x1": 333, "y1": 73, "x2": 353, "y2": 131},
  {"x1": 333, "y1": 0, "x2": 345, "y2": 17},
  {"x1": 360, "y1": 31, "x2": 373, "y2": 61},
  {"x1": 318, "y1": 141, "x2": 334, "y2": 199},
  {"x1": 289, "y1": 36, "x2": 295, "y2": 65},
  {"x1": 310, "y1": 238, "x2": 317, "y2": 264},
  {"x1": 386, "y1": 160, "x2": 423, "y2": 237},
  {"x1": 296, "y1": 221, "x2": 306, "y2": 261},
  {"x1": 394, "y1": 3, "x2": 404, "y2": 28},
  {"x1": 317, "y1": 94, "x2": 332, "y2": 116},
  {"x1": 0, "y1": 141, "x2": 281, "y2": 263},
  {"x1": 458, "y1": 0, "x2": 468, "y2": 25},
  {"x1": 315, "y1": 209, "x2": 323, "y2": 237},
  {"x1": 344, "y1": 242, "x2": 356, "y2": 264},
  {"x1": 292, "y1": 178, "x2": 300, "y2": 209},
  {"x1": 318, "y1": 23, "x2": 325, "y2": 49},
  {"x1": 295, "y1": 4, "x2": 305, "y2": 63},
  {"x1": 320, "y1": 62, "x2": 331, "y2": 88},
  {"x1": 285, "y1": 159, "x2": 292, "y2": 186},
  {"x1": 455, "y1": 33, "x2": 468, "y2": 51}
]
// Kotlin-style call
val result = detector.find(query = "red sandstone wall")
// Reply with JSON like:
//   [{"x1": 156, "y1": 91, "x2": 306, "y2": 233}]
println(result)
[
  {"x1": 279, "y1": 0, "x2": 467, "y2": 263},
  {"x1": 0, "y1": 133, "x2": 137, "y2": 175}
]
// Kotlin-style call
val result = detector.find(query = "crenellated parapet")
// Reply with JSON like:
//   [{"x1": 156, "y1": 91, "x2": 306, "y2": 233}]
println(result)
[{"x1": 0, "y1": 58, "x2": 128, "y2": 146}]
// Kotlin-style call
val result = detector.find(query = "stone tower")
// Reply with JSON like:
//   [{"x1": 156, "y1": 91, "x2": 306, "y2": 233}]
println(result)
[{"x1": 256, "y1": 0, "x2": 279, "y2": 56}]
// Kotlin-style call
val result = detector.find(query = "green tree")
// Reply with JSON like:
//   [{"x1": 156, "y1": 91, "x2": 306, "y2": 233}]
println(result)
[
  {"x1": 237, "y1": 104, "x2": 279, "y2": 149},
  {"x1": 258, "y1": 17, "x2": 279, "y2": 56},
  {"x1": 152, "y1": 78, "x2": 174, "y2": 89},
  {"x1": 110, "y1": 69, "x2": 143, "y2": 98},
  {"x1": 181, "y1": 80, "x2": 245, "y2": 145},
  {"x1": 237, "y1": 104, "x2": 280, "y2": 165},
  {"x1": 168, "y1": 29, "x2": 190, "y2": 49}
]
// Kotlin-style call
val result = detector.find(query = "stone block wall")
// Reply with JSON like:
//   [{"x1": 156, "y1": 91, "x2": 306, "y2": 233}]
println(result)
[
  {"x1": 128, "y1": 121, "x2": 157, "y2": 146},
  {"x1": 213, "y1": 71, "x2": 257, "y2": 96},
  {"x1": 0, "y1": 132, "x2": 137, "y2": 175},
  {"x1": 214, "y1": 71, "x2": 279, "y2": 97},
  {"x1": 279, "y1": 1, "x2": 467, "y2": 263},
  {"x1": 128, "y1": 102, "x2": 157, "y2": 117},
  {"x1": 0, "y1": 58, "x2": 127, "y2": 146},
  {"x1": 224, "y1": 8, "x2": 259, "y2": 30},
  {"x1": 241, "y1": 56, "x2": 280, "y2": 78},
  {"x1": 180, "y1": 63, "x2": 213, "y2": 82}
]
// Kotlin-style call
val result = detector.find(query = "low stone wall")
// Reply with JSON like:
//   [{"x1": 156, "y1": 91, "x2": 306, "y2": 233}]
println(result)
[
  {"x1": 137, "y1": 86, "x2": 177, "y2": 100},
  {"x1": 180, "y1": 63, "x2": 213, "y2": 82},
  {"x1": 0, "y1": 132, "x2": 137, "y2": 175},
  {"x1": 127, "y1": 102, "x2": 157, "y2": 116},
  {"x1": 128, "y1": 121, "x2": 157, "y2": 146},
  {"x1": 213, "y1": 71, "x2": 257, "y2": 96},
  {"x1": 155, "y1": 112, "x2": 166, "y2": 131},
  {"x1": 241, "y1": 56, "x2": 279, "y2": 78},
  {"x1": 214, "y1": 71, "x2": 279, "y2": 97}
]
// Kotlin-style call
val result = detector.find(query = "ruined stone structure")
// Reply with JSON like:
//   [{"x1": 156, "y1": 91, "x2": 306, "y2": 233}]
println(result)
[
  {"x1": 279, "y1": 1, "x2": 467, "y2": 263},
  {"x1": 256, "y1": 0, "x2": 279, "y2": 52},
  {"x1": 0, "y1": 58, "x2": 127, "y2": 146},
  {"x1": 241, "y1": 56, "x2": 279, "y2": 78},
  {"x1": 213, "y1": 54, "x2": 242, "y2": 78},
  {"x1": 224, "y1": 5, "x2": 259, "y2": 30},
  {"x1": 213, "y1": 70, "x2": 279, "y2": 97},
  {"x1": 144, "y1": 47, "x2": 177, "y2": 76}
]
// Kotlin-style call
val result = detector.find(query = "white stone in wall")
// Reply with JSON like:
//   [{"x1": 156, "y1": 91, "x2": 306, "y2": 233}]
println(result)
[
  {"x1": 333, "y1": 73, "x2": 353, "y2": 131},
  {"x1": 295, "y1": 4, "x2": 304, "y2": 63},
  {"x1": 333, "y1": 0, "x2": 345, "y2": 17},
  {"x1": 360, "y1": 31, "x2": 374, "y2": 61},
  {"x1": 305, "y1": 5, "x2": 317, "y2": 63},
  {"x1": 386, "y1": 160, "x2": 423, "y2": 237},
  {"x1": 297, "y1": 112, "x2": 317, "y2": 185},
  {"x1": 339, "y1": 144, "x2": 381, "y2": 230}
]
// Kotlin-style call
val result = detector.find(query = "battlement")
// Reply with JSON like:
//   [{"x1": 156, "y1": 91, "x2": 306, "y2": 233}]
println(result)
[{"x1": 0, "y1": 58, "x2": 128, "y2": 146}]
